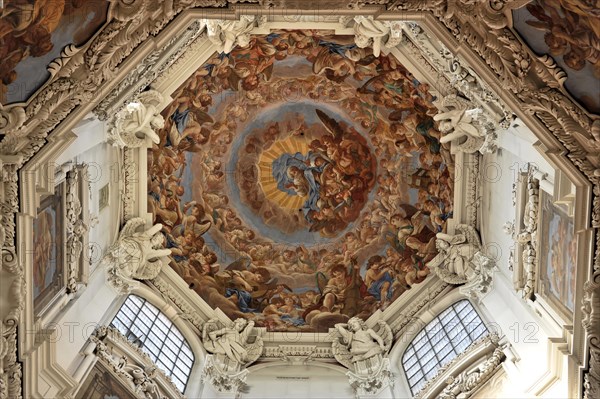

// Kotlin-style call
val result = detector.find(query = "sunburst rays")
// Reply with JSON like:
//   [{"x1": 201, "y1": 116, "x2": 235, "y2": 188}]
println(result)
[{"x1": 257, "y1": 135, "x2": 310, "y2": 211}]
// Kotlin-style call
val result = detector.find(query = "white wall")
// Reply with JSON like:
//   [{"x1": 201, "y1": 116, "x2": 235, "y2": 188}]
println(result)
[
  {"x1": 242, "y1": 363, "x2": 354, "y2": 399},
  {"x1": 41, "y1": 122, "x2": 123, "y2": 379}
]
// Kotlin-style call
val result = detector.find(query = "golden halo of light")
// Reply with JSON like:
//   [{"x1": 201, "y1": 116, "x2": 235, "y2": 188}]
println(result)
[{"x1": 257, "y1": 135, "x2": 311, "y2": 210}]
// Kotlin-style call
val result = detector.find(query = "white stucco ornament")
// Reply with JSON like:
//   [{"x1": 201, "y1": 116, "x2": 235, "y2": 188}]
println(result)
[
  {"x1": 109, "y1": 90, "x2": 165, "y2": 147},
  {"x1": 201, "y1": 318, "x2": 264, "y2": 394},
  {"x1": 205, "y1": 16, "x2": 259, "y2": 54},
  {"x1": 332, "y1": 317, "x2": 394, "y2": 396},
  {"x1": 103, "y1": 218, "x2": 171, "y2": 294},
  {"x1": 347, "y1": 16, "x2": 407, "y2": 57},
  {"x1": 427, "y1": 224, "x2": 495, "y2": 299}
]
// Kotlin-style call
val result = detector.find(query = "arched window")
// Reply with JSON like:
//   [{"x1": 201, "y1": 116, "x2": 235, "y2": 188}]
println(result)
[
  {"x1": 402, "y1": 299, "x2": 489, "y2": 395},
  {"x1": 110, "y1": 295, "x2": 194, "y2": 392}
]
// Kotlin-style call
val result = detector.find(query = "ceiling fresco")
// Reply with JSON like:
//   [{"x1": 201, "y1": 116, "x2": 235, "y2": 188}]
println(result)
[
  {"x1": 0, "y1": 0, "x2": 110, "y2": 104},
  {"x1": 148, "y1": 30, "x2": 454, "y2": 332},
  {"x1": 512, "y1": 0, "x2": 600, "y2": 114}
]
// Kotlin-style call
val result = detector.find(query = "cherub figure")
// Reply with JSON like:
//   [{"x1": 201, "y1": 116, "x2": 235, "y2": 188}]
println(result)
[{"x1": 332, "y1": 317, "x2": 393, "y2": 373}]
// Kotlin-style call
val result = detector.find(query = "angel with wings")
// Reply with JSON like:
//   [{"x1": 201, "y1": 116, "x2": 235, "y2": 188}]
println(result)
[
  {"x1": 102, "y1": 218, "x2": 171, "y2": 293},
  {"x1": 202, "y1": 318, "x2": 263, "y2": 367},
  {"x1": 426, "y1": 224, "x2": 483, "y2": 284},
  {"x1": 332, "y1": 317, "x2": 393, "y2": 373}
]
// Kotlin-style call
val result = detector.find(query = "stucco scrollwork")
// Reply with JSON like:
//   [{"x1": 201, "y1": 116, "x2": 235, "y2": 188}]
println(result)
[
  {"x1": 103, "y1": 218, "x2": 171, "y2": 294},
  {"x1": 582, "y1": 270, "x2": 600, "y2": 399},
  {"x1": 517, "y1": 168, "x2": 539, "y2": 299},
  {"x1": 439, "y1": 347, "x2": 506, "y2": 399},
  {"x1": 427, "y1": 224, "x2": 495, "y2": 299},
  {"x1": 65, "y1": 166, "x2": 91, "y2": 294},
  {"x1": 332, "y1": 317, "x2": 394, "y2": 396},
  {"x1": 91, "y1": 326, "x2": 183, "y2": 399},
  {"x1": 201, "y1": 318, "x2": 263, "y2": 394}
]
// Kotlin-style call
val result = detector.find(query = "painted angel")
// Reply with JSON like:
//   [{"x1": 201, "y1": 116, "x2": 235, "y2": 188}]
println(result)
[
  {"x1": 332, "y1": 317, "x2": 393, "y2": 373},
  {"x1": 202, "y1": 318, "x2": 263, "y2": 367}
]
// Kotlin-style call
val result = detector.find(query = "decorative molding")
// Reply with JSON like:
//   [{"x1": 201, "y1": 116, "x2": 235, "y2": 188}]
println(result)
[
  {"x1": 149, "y1": 278, "x2": 205, "y2": 332},
  {"x1": 0, "y1": 2, "x2": 597, "y2": 397},
  {"x1": 415, "y1": 332, "x2": 503, "y2": 399},
  {"x1": 389, "y1": 281, "x2": 451, "y2": 336},
  {"x1": 90, "y1": 326, "x2": 184, "y2": 399},
  {"x1": 94, "y1": 20, "x2": 206, "y2": 122},
  {"x1": 0, "y1": 157, "x2": 23, "y2": 399},
  {"x1": 65, "y1": 165, "x2": 91, "y2": 294},
  {"x1": 512, "y1": 164, "x2": 540, "y2": 299},
  {"x1": 439, "y1": 347, "x2": 506, "y2": 399}
]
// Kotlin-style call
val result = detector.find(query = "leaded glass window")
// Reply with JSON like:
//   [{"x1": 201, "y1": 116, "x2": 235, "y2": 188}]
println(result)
[
  {"x1": 110, "y1": 295, "x2": 194, "y2": 392},
  {"x1": 402, "y1": 300, "x2": 488, "y2": 395}
]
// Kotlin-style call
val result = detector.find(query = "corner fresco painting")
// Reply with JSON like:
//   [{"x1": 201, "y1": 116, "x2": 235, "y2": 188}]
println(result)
[
  {"x1": 32, "y1": 188, "x2": 64, "y2": 314},
  {"x1": 513, "y1": 0, "x2": 600, "y2": 113},
  {"x1": 148, "y1": 30, "x2": 454, "y2": 332},
  {"x1": 0, "y1": 0, "x2": 110, "y2": 104},
  {"x1": 538, "y1": 191, "x2": 577, "y2": 315}
]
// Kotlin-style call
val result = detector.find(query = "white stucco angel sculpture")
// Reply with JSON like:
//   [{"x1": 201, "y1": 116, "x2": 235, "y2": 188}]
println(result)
[
  {"x1": 103, "y1": 218, "x2": 171, "y2": 293},
  {"x1": 433, "y1": 95, "x2": 485, "y2": 152},
  {"x1": 113, "y1": 90, "x2": 165, "y2": 147},
  {"x1": 332, "y1": 317, "x2": 393, "y2": 374},
  {"x1": 350, "y1": 16, "x2": 405, "y2": 57},
  {"x1": 202, "y1": 318, "x2": 263, "y2": 368},
  {"x1": 206, "y1": 16, "x2": 256, "y2": 54},
  {"x1": 427, "y1": 224, "x2": 495, "y2": 297}
]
